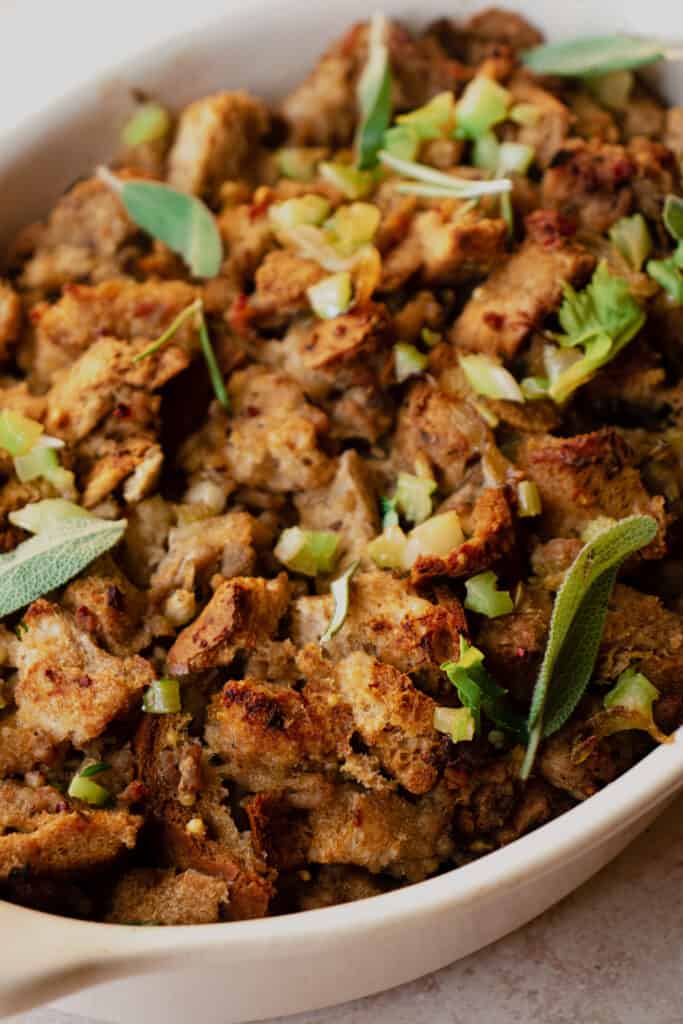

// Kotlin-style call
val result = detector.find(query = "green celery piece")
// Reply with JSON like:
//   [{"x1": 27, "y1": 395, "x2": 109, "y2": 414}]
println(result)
[
  {"x1": 383, "y1": 124, "x2": 420, "y2": 161},
  {"x1": 521, "y1": 514, "x2": 658, "y2": 779},
  {"x1": 320, "y1": 560, "x2": 359, "y2": 643},
  {"x1": 380, "y1": 495, "x2": 400, "y2": 529},
  {"x1": 0, "y1": 515, "x2": 127, "y2": 618},
  {"x1": 356, "y1": 14, "x2": 393, "y2": 170},
  {"x1": 464, "y1": 571, "x2": 514, "y2": 618},
  {"x1": 647, "y1": 257, "x2": 683, "y2": 304},
  {"x1": 522, "y1": 35, "x2": 665, "y2": 77},
  {"x1": 663, "y1": 195, "x2": 683, "y2": 242},
  {"x1": 122, "y1": 102, "x2": 170, "y2": 147},
  {"x1": 97, "y1": 168, "x2": 222, "y2": 278}
]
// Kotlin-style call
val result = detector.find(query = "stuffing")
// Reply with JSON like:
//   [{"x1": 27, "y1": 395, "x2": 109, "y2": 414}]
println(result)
[
  {"x1": 106, "y1": 868, "x2": 228, "y2": 925},
  {"x1": 295, "y1": 450, "x2": 379, "y2": 564},
  {"x1": 0, "y1": 281, "x2": 21, "y2": 363}
]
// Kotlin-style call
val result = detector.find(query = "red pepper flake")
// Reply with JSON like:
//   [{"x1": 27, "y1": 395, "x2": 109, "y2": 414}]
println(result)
[
  {"x1": 229, "y1": 293, "x2": 252, "y2": 334},
  {"x1": 483, "y1": 311, "x2": 505, "y2": 331},
  {"x1": 515, "y1": 647, "x2": 526, "y2": 658}
]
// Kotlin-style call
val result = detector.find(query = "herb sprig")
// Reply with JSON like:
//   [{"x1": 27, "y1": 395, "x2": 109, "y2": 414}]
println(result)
[{"x1": 521, "y1": 514, "x2": 657, "y2": 779}]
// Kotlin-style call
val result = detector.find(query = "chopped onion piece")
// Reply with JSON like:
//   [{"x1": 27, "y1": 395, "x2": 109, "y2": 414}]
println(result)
[
  {"x1": 0, "y1": 410, "x2": 43, "y2": 457},
  {"x1": 517, "y1": 480, "x2": 542, "y2": 518},
  {"x1": 275, "y1": 526, "x2": 339, "y2": 576},
  {"x1": 394, "y1": 343, "x2": 428, "y2": 382},
  {"x1": 464, "y1": 570, "x2": 514, "y2": 618},
  {"x1": 403, "y1": 511, "x2": 464, "y2": 568},
  {"x1": 143, "y1": 678, "x2": 182, "y2": 715},
  {"x1": 460, "y1": 353, "x2": 524, "y2": 402},
  {"x1": 366, "y1": 524, "x2": 408, "y2": 570},
  {"x1": 320, "y1": 560, "x2": 359, "y2": 643},
  {"x1": 433, "y1": 706, "x2": 476, "y2": 743}
]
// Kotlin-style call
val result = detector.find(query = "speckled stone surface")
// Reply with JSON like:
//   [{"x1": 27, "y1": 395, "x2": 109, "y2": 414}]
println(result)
[{"x1": 20, "y1": 792, "x2": 683, "y2": 1024}]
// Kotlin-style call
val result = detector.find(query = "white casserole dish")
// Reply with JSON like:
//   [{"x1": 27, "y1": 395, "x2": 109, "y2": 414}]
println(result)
[{"x1": 0, "y1": 0, "x2": 682, "y2": 1020}]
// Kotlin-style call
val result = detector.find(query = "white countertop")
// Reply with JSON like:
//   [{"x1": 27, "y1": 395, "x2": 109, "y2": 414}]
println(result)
[
  {"x1": 19, "y1": 793, "x2": 683, "y2": 1023},
  {"x1": 4, "y1": 3, "x2": 683, "y2": 1022}
]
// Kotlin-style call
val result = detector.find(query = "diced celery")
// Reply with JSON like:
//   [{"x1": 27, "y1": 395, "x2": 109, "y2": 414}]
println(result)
[
  {"x1": 647, "y1": 257, "x2": 683, "y2": 304},
  {"x1": 269, "y1": 195, "x2": 331, "y2": 234},
  {"x1": 403, "y1": 511, "x2": 464, "y2": 568},
  {"x1": 460, "y1": 353, "x2": 524, "y2": 402},
  {"x1": 8, "y1": 498, "x2": 91, "y2": 534},
  {"x1": 433, "y1": 705, "x2": 476, "y2": 743},
  {"x1": 13, "y1": 447, "x2": 74, "y2": 497},
  {"x1": 455, "y1": 76, "x2": 510, "y2": 140},
  {"x1": 464, "y1": 570, "x2": 514, "y2": 617},
  {"x1": 394, "y1": 343, "x2": 428, "y2": 382},
  {"x1": 396, "y1": 91, "x2": 456, "y2": 140},
  {"x1": 604, "y1": 667, "x2": 658, "y2": 715},
  {"x1": 520, "y1": 376, "x2": 550, "y2": 400},
  {"x1": 664, "y1": 195, "x2": 683, "y2": 243},
  {"x1": 275, "y1": 526, "x2": 339, "y2": 576},
  {"x1": 276, "y1": 147, "x2": 324, "y2": 182},
  {"x1": 143, "y1": 678, "x2": 182, "y2": 715},
  {"x1": 383, "y1": 124, "x2": 421, "y2": 161},
  {"x1": 307, "y1": 272, "x2": 353, "y2": 319},
  {"x1": 455, "y1": 635, "x2": 485, "y2": 671},
  {"x1": 472, "y1": 132, "x2": 501, "y2": 173},
  {"x1": 366, "y1": 524, "x2": 408, "y2": 569},
  {"x1": 517, "y1": 480, "x2": 542, "y2": 518},
  {"x1": 68, "y1": 774, "x2": 110, "y2": 806},
  {"x1": 319, "y1": 162, "x2": 376, "y2": 199},
  {"x1": 543, "y1": 343, "x2": 583, "y2": 384},
  {"x1": 421, "y1": 327, "x2": 442, "y2": 347},
  {"x1": 326, "y1": 202, "x2": 380, "y2": 256},
  {"x1": 609, "y1": 213, "x2": 652, "y2": 271},
  {"x1": 0, "y1": 410, "x2": 43, "y2": 456},
  {"x1": 122, "y1": 102, "x2": 170, "y2": 147},
  {"x1": 584, "y1": 70, "x2": 633, "y2": 110},
  {"x1": 497, "y1": 141, "x2": 534, "y2": 176},
  {"x1": 394, "y1": 472, "x2": 436, "y2": 525},
  {"x1": 509, "y1": 102, "x2": 541, "y2": 127}
]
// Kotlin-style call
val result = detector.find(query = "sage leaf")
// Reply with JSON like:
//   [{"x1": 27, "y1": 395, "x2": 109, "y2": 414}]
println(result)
[
  {"x1": 522, "y1": 35, "x2": 666, "y2": 77},
  {"x1": 0, "y1": 514, "x2": 127, "y2": 618},
  {"x1": 97, "y1": 167, "x2": 222, "y2": 278},
  {"x1": 521, "y1": 514, "x2": 657, "y2": 779},
  {"x1": 356, "y1": 14, "x2": 393, "y2": 170},
  {"x1": 320, "y1": 559, "x2": 359, "y2": 643}
]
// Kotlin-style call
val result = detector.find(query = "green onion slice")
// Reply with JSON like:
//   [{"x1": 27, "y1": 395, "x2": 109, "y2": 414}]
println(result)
[
  {"x1": 522, "y1": 35, "x2": 667, "y2": 77},
  {"x1": 143, "y1": 678, "x2": 182, "y2": 715},
  {"x1": 355, "y1": 13, "x2": 393, "y2": 170},
  {"x1": 379, "y1": 150, "x2": 512, "y2": 197},
  {"x1": 80, "y1": 762, "x2": 111, "y2": 778},
  {"x1": 320, "y1": 559, "x2": 359, "y2": 643},
  {"x1": 464, "y1": 571, "x2": 514, "y2": 618}
]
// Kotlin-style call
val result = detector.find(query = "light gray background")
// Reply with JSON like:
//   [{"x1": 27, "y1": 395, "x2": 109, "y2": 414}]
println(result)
[
  {"x1": 4, "y1": 2, "x2": 683, "y2": 1022},
  {"x1": 20, "y1": 793, "x2": 683, "y2": 1024}
]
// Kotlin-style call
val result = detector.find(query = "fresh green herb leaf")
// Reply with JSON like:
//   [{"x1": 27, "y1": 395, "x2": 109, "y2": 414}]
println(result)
[
  {"x1": 122, "y1": 102, "x2": 170, "y2": 148},
  {"x1": 96, "y1": 167, "x2": 222, "y2": 278},
  {"x1": 609, "y1": 213, "x2": 652, "y2": 271},
  {"x1": 549, "y1": 261, "x2": 645, "y2": 403},
  {"x1": 521, "y1": 514, "x2": 658, "y2": 779},
  {"x1": 522, "y1": 35, "x2": 666, "y2": 77},
  {"x1": 663, "y1": 195, "x2": 683, "y2": 242},
  {"x1": 355, "y1": 13, "x2": 393, "y2": 170},
  {"x1": 464, "y1": 571, "x2": 514, "y2": 618},
  {"x1": 379, "y1": 149, "x2": 512, "y2": 198},
  {"x1": 143, "y1": 678, "x2": 182, "y2": 715},
  {"x1": 0, "y1": 507, "x2": 127, "y2": 618},
  {"x1": 442, "y1": 637, "x2": 527, "y2": 739},
  {"x1": 8, "y1": 498, "x2": 90, "y2": 534},
  {"x1": 320, "y1": 560, "x2": 359, "y2": 643},
  {"x1": 80, "y1": 762, "x2": 111, "y2": 778},
  {"x1": 133, "y1": 299, "x2": 202, "y2": 362}
]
